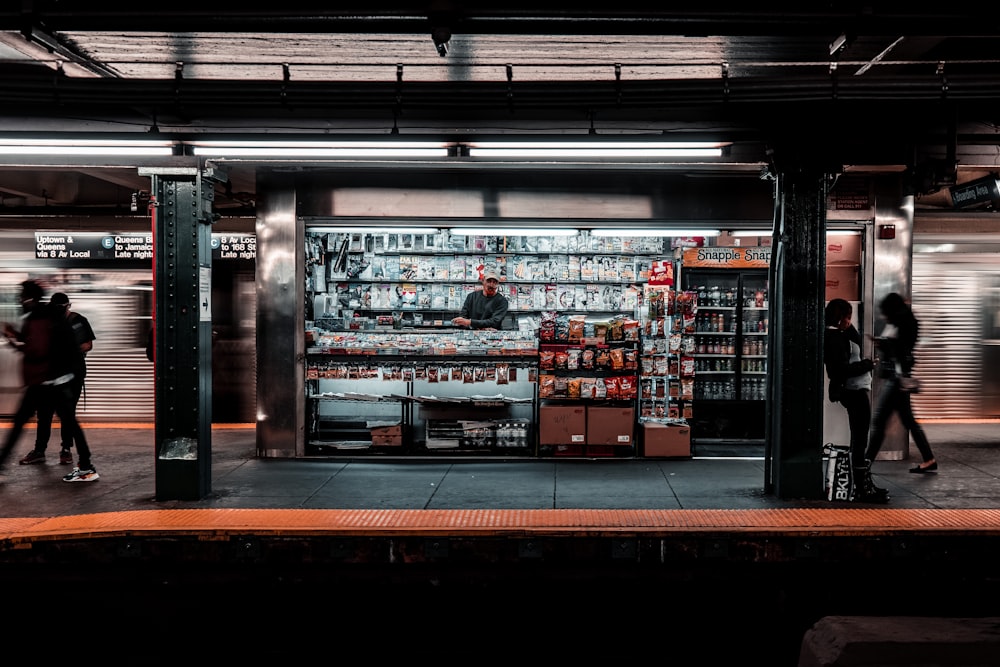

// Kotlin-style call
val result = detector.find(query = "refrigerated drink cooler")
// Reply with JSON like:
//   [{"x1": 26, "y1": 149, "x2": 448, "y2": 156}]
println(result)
[{"x1": 680, "y1": 248, "x2": 770, "y2": 446}]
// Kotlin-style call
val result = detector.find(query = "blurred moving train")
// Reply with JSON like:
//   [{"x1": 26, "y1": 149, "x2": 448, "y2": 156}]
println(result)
[{"x1": 0, "y1": 226, "x2": 256, "y2": 423}]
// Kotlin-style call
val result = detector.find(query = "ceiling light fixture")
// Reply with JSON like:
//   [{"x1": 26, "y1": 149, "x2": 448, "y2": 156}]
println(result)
[
  {"x1": 190, "y1": 140, "x2": 451, "y2": 158},
  {"x1": 0, "y1": 138, "x2": 176, "y2": 156},
  {"x1": 730, "y1": 229, "x2": 773, "y2": 237},
  {"x1": 466, "y1": 141, "x2": 728, "y2": 158}
]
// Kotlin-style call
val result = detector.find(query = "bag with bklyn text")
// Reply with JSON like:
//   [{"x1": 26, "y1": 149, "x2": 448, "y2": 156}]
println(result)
[{"x1": 824, "y1": 443, "x2": 853, "y2": 502}]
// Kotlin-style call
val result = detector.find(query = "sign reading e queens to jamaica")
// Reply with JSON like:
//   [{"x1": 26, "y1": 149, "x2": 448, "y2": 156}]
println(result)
[
  {"x1": 35, "y1": 232, "x2": 256, "y2": 261},
  {"x1": 682, "y1": 246, "x2": 771, "y2": 269}
]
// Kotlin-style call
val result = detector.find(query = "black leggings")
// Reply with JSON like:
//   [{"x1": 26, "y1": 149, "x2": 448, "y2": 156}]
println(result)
[{"x1": 867, "y1": 378, "x2": 934, "y2": 463}]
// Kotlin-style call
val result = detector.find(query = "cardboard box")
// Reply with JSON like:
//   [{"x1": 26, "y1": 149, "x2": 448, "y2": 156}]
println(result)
[
  {"x1": 827, "y1": 234, "x2": 861, "y2": 264},
  {"x1": 370, "y1": 423, "x2": 403, "y2": 446},
  {"x1": 587, "y1": 406, "x2": 635, "y2": 446},
  {"x1": 642, "y1": 423, "x2": 691, "y2": 457},
  {"x1": 825, "y1": 264, "x2": 859, "y2": 301},
  {"x1": 539, "y1": 405, "x2": 586, "y2": 445}
]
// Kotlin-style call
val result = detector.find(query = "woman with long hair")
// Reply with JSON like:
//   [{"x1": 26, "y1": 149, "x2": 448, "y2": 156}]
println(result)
[{"x1": 867, "y1": 292, "x2": 937, "y2": 474}]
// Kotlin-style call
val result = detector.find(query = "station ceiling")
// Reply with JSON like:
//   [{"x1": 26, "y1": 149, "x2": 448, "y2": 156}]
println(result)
[{"x1": 0, "y1": 5, "x2": 998, "y2": 214}]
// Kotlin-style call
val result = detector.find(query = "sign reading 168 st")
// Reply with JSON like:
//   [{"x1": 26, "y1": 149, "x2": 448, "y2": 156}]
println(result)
[{"x1": 35, "y1": 232, "x2": 256, "y2": 261}]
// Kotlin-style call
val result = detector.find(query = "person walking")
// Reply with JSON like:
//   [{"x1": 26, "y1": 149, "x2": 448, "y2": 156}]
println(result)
[
  {"x1": 867, "y1": 292, "x2": 937, "y2": 474},
  {"x1": 29, "y1": 292, "x2": 96, "y2": 465},
  {"x1": 0, "y1": 280, "x2": 99, "y2": 482},
  {"x1": 451, "y1": 269, "x2": 509, "y2": 330},
  {"x1": 823, "y1": 298, "x2": 887, "y2": 503},
  {"x1": 1, "y1": 280, "x2": 53, "y2": 470}
]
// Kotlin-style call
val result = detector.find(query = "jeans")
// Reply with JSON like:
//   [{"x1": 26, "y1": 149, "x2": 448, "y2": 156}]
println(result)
[
  {"x1": 34, "y1": 375, "x2": 84, "y2": 452},
  {"x1": 838, "y1": 388, "x2": 871, "y2": 466}
]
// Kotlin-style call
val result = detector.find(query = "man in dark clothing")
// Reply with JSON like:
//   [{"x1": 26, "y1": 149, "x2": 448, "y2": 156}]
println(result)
[
  {"x1": 0, "y1": 281, "x2": 99, "y2": 481},
  {"x1": 452, "y1": 269, "x2": 509, "y2": 330},
  {"x1": 31, "y1": 292, "x2": 96, "y2": 465}
]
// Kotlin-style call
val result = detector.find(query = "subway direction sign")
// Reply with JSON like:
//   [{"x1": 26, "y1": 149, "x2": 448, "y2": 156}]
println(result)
[
  {"x1": 35, "y1": 232, "x2": 256, "y2": 261},
  {"x1": 211, "y1": 233, "x2": 256, "y2": 260},
  {"x1": 949, "y1": 175, "x2": 1000, "y2": 210}
]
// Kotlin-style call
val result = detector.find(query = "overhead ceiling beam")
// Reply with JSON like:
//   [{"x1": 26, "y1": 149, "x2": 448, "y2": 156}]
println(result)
[{"x1": 2, "y1": 8, "x2": 1000, "y2": 37}]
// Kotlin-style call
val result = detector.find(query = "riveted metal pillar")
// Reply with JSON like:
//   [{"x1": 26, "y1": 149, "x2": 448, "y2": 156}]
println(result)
[
  {"x1": 768, "y1": 168, "x2": 828, "y2": 500},
  {"x1": 142, "y1": 167, "x2": 219, "y2": 500}
]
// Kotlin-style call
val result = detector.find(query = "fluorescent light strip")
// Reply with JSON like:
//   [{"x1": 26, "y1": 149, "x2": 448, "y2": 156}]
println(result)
[
  {"x1": 191, "y1": 141, "x2": 449, "y2": 158},
  {"x1": 0, "y1": 138, "x2": 175, "y2": 156},
  {"x1": 467, "y1": 141, "x2": 727, "y2": 158},
  {"x1": 309, "y1": 227, "x2": 439, "y2": 234},
  {"x1": 730, "y1": 230, "x2": 773, "y2": 237},
  {"x1": 450, "y1": 227, "x2": 578, "y2": 237},
  {"x1": 827, "y1": 230, "x2": 861, "y2": 236},
  {"x1": 591, "y1": 229, "x2": 720, "y2": 237}
]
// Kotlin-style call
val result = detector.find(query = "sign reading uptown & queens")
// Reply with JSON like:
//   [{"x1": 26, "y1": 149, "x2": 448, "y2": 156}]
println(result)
[{"x1": 682, "y1": 246, "x2": 771, "y2": 269}]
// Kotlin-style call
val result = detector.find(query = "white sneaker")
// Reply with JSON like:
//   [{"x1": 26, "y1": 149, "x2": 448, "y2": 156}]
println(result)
[{"x1": 62, "y1": 467, "x2": 100, "y2": 483}]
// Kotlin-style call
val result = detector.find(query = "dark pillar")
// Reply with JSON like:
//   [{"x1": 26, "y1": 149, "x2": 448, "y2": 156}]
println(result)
[
  {"x1": 768, "y1": 167, "x2": 828, "y2": 499},
  {"x1": 142, "y1": 166, "x2": 220, "y2": 500}
]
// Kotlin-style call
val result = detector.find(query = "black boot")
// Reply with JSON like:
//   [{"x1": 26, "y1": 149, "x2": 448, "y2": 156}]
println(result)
[
  {"x1": 864, "y1": 459, "x2": 889, "y2": 495},
  {"x1": 853, "y1": 465, "x2": 890, "y2": 503}
]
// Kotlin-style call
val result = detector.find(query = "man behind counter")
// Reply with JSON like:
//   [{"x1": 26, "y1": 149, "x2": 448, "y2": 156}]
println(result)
[{"x1": 452, "y1": 270, "x2": 509, "y2": 330}]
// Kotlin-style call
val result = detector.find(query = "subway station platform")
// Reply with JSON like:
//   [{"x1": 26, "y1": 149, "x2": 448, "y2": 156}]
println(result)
[{"x1": 1, "y1": 421, "x2": 999, "y2": 665}]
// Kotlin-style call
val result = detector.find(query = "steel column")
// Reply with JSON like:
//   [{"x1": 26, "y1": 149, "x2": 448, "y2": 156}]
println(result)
[
  {"x1": 144, "y1": 167, "x2": 218, "y2": 500},
  {"x1": 254, "y1": 171, "x2": 302, "y2": 458},
  {"x1": 768, "y1": 168, "x2": 828, "y2": 499}
]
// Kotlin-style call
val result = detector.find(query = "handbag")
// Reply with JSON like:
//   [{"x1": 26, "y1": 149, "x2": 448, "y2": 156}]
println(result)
[{"x1": 898, "y1": 375, "x2": 921, "y2": 393}]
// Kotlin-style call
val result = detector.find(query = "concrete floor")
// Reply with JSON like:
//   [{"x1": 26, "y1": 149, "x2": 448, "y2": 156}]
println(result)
[{"x1": 1, "y1": 421, "x2": 997, "y2": 516}]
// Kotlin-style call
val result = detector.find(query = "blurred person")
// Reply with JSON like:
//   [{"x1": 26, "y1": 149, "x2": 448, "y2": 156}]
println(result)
[
  {"x1": 867, "y1": 292, "x2": 937, "y2": 474},
  {"x1": 452, "y1": 269, "x2": 508, "y2": 330},
  {"x1": 823, "y1": 298, "x2": 887, "y2": 503},
  {"x1": 0, "y1": 280, "x2": 99, "y2": 482},
  {"x1": 31, "y1": 292, "x2": 96, "y2": 465}
]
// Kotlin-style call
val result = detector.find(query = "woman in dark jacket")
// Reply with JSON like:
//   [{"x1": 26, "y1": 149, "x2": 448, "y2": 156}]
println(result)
[
  {"x1": 824, "y1": 298, "x2": 886, "y2": 502},
  {"x1": 866, "y1": 292, "x2": 937, "y2": 474}
]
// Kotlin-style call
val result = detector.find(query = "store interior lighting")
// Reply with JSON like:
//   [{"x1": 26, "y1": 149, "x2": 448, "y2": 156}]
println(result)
[
  {"x1": 590, "y1": 228, "x2": 721, "y2": 237},
  {"x1": 0, "y1": 138, "x2": 176, "y2": 156},
  {"x1": 309, "y1": 226, "x2": 440, "y2": 234},
  {"x1": 730, "y1": 230, "x2": 773, "y2": 237},
  {"x1": 449, "y1": 227, "x2": 579, "y2": 237}
]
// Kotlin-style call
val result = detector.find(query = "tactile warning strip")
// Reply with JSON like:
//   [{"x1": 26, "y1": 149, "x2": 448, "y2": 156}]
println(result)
[{"x1": 3, "y1": 508, "x2": 1000, "y2": 543}]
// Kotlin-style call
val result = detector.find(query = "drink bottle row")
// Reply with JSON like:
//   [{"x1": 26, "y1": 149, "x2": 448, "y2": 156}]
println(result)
[{"x1": 693, "y1": 336, "x2": 767, "y2": 356}]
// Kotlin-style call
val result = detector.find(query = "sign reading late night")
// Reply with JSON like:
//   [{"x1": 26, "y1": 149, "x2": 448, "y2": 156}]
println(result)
[
  {"x1": 210, "y1": 233, "x2": 256, "y2": 260},
  {"x1": 35, "y1": 232, "x2": 256, "y2": 261}
]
